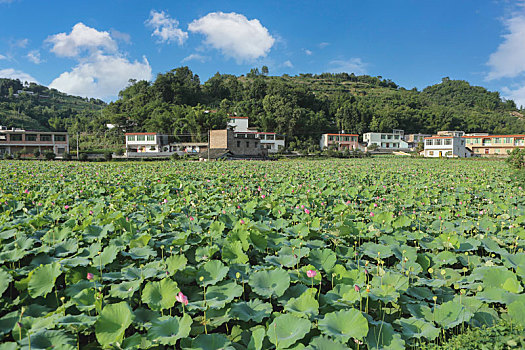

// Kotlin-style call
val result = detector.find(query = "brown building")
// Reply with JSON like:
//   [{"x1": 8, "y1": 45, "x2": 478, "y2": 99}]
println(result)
[
  {"x1": 464, "y1": 135, "x2": 525, "y2": 157},
  {"x1": 204, "y1": 129, "x2": 267, "y2": 159},
  {"x1": 0, "y1": 126, "x2": 69, "y2": 157}
]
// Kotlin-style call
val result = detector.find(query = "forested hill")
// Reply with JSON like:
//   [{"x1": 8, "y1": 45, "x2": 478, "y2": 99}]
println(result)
[
  {"x1": 1, "y1": 69, "x2": 523, "y2": 152},
  {"x1": 0, "y1": 78, "x2": 105, "y2": 132},
  {"x1": 105, "y1": 67, "x2": 523, "y2": 149}
]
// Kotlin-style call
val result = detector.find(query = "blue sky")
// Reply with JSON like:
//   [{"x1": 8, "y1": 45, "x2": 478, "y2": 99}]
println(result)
[{"x1": 1, "y1": 0, "x2": 525, "y2": 106}]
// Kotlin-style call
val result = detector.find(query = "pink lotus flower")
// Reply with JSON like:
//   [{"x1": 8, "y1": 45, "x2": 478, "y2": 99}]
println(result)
[
  {"x1": 306, "y1": 270, "x2": 317, "y2": 278},
  {"x1": 240, "y1": 219, "x2": 245, "y2": 224},
  {"x1": 354, "y1": 285, "x2": 360, "y2": 292},
  {"x1": 89, "y1": 210, "x2": 93, "y2": 215},
  {"x1": 176, "y1": 292, "x2": 188, "y2": 306},
  {"x1": 304, "y1": 209, "x2": 310, "y2": 214},
  {"x1": 87, "y1": 272, "x2": 94, "y2": 280},
  {"x1": 24, "y1": 189, "x2": 29, "y2": 194},
  {"x1": 189, "y1": 216, "x2": 194, "y2": 221},
  {"x1": 64, "y1": 205, "x2": 70, "y2": 210},
  {"x1": 370, "y1": 212, "x2": 374, "y2": 217}
]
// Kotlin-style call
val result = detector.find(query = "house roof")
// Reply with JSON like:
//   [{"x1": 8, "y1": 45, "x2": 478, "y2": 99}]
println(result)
[
  {"x1": 125, "y1": 132, "x2": 157, "y2": 135},
  {"x1": 463, "y1": 135, "x2": 525, "y2": 139},
  {"x1": 324, "y1": 133, "x2": 359, "y2": 137},
  {"x1": 229, "y1": 116, "x2": 249, "y2": 119}
]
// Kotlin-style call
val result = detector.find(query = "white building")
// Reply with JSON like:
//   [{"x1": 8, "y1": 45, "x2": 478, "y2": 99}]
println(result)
[
  {"x1": 228, "y1": 117, "x2": 285, "y2": 153},
  {"x1": 423, "y1": 136, "x2": 472, "y2": 158},
  {"x1": 125, "y1": 133, "x2": 170, "y2": 154},
  {"x1": 319, "y1": 133, "x2": 360, "y2": 151},
  {"x1": 363, "y1": 130, "x2": 409, "y2": 150}
]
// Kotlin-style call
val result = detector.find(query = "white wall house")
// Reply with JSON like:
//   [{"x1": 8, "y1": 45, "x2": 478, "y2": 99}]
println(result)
[
  {"x1": 319, "y1": 133, "x2": 360, "y2": 150},
  {"x1": 125, "y1": 133, "x2": 170, "y2": 154},
  {"x1": 423, "y1": 136, "x2": 471, "y2": 158},
  {"x1": 363, "y1": 130, "x2": 409, "y2": 150},
  {"x1": 228, "y1": 117, "x2": 250, "y2": 132}
]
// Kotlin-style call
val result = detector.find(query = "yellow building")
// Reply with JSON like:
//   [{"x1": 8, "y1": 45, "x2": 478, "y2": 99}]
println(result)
[{"x1": 463, "y1": 135, "x2": 525, "y2": 157}]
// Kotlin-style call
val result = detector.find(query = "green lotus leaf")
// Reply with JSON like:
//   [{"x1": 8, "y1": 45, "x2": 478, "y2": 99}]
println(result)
[
  {"x1": 58, "y1": 315, "x2": 96, "y2": 329},
  {"x1": 53, "y1": 238, "x2": 79, "y2": 258},
  {"x1": 0, "y1": 342, "x2": 17, "y2": 350},
  {"x1": 0, "y1": 269, "x2": 13, "y2": 296},
  {"x1": 147, "y1": 314, "x2": 192, "y2": 345},
  {"x1": 92, "y1": 245, "x2": 118, "y2": 267},
  {"x1": 247, "y1": 325, "x2": 266, "y2": 350},
  {"x1": 141, "y1": 278, "x2": 179, "y2": 311},
  {"x1": 19, "y1": 330, "x2": 76, "y2": 350},
  {"x1": 267, "y1": 314, "x2": 311, "y2": 349},
  {"x1": 470, "y1": 266, "x2": 523, "y2": 293},
  {"x1": 308, "y1": 249, "x2": 337, "y2": 273},
  {"x1": 370, "y1": 272, "x2": 409, "y2": 303},
  {"x1": 306, "y1": 336, "x2": 348, "y2": 350},
  {"x1": 231, "y1": 299, "x2": 273, "y2": 322},
  {"x1": 366, "y1": 321, "x2": 405, "y2": 350},
  {"x1": 196, "y1": 260, "x2": 229, "y2": 286},
  {"x1": 166, "y1": 254, "x2": 188, "y2": 274},
  {"x1": 191, "y1": 280, "x2": 243, "y2": 310},
  {"x1": 0, "y1": 311, "x2": 18, "y2": 336},
  {"x1": 318, "y1": 309, "x2": 368, "y2": 342},
  {"x1": 222, "y1": 240, "x2": 249, "y2": 264},
  {"x1": 190, "y1": 334, "x2": 234, "y2": 350},
  {"x1": 395, "y1": 317, "x2": 439, "y2": 340},
  {"x1": 502, "y1": 253, "x2": 525, "y2": 278},
  {"x1": 28, "y1": 262, "x2": 62, "y2": 298},
  {"x1": 508, "y1": 300, "x2": 525, "y2": 328},
  {"x1": 249, "y1": 268, "x2": 290, "y2": 298},
  {"x1": 122, "y1": 246, "x2": 156, "y2": 260},
  {"x1": 95, "y1": 301, "x2": 133, "y2": 347},
  {"x1": 284, "y1": 288, "x2": 319, "y2": 319},
  {"x1": 110, "y1": 279, "x2": 142, "y2": 299},
  {"x1": 361, "y1": 242, "x2": 393, "y2": 259}
]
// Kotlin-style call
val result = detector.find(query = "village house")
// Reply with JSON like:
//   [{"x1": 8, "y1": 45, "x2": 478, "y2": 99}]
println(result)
[
  {"x1": 423, "y1": 135, "x2": 472, "y2": 158},
  {"x1": 363, "y1": 130, "x2": 409, "y2": 150},
  {"x1": 463, "y1": 135, "x2": 525, "y2": 157},
  {"x1": 228, "y1": 116, "x2": 285, "y2": 153},
  {"x1": 0, "y1": 126, "x2": 69, "y2": 157},
  {"x1": 319, "y1": 133, "x2": 359, "y2": 151},
  {"x1": 202, "y1": 129, "x2": 267, "y2": 160},
  {"x1": 404, "y1": 133, "x2": 432, "y2": 150},
  {"x1": 125, "y1": 132, "x2": 170, "y2": 155}
]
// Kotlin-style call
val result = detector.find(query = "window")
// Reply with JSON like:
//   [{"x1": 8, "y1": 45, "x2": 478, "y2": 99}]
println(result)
[
  {"x1": 267, "y1": 134, "x2": 274, "y2": 140},
  {"x1": 10, "y1": 134, "x2": 22, "y2": 141},
  {"x1": 150, "y1": 146, "x2": 156, "y2": 151},
  {"x1": 137, "y1": 135, "x2": 146, "y2": 141},
  {"x1": 394, "y1": 135, "x2": 400, "y2": 139},
  {"x1": 246, "y1": 141, "x2": 250, "y2": 148},
  {"x1": 344, "y1": 136, "x2": 350, "y2": 141},
  {"x1": 0, "y1": 135, "x2": 6, "y2": 141},
  {"x1": 381, "y1": 135, "x2": 386, "y2": 139},
  {"x1": 57, "y1": 148, "x2": 65, "y2": 154},
  {"x1": 127, "y1": 135, "x2": 135, "y2": 141},
  {"x1": 335, "y1": 136, "x2": 340, "y2": 141},
  {"x1": 505, "y1": 137, "x2": 513, "y2": 144},
  {"x1": 444, "y1": 139, "x2": 452, "y2": 145},
  {"x1": 425, "y1": 139, "x2": 432, "y2": 146},
  {"x1": 493, "y1": 138, "x2": 501, "y2": 144},
  {"x1": 387, "y1": 135, "x2": 392, "y2": 139},
  {"x1": 147, "y1": 135, "x2": 155, "y2": 141},
  {"x1": 25, "y1": 134, "x2": 37, "y2": 141},
  {"x1": 54, "y1": 135, "x2": 66, "y2": 142},
  {"x1": 428, "y1": 151, "x2": 434, "y2": 156},
  {"x1": 435, "y1": 139, "x2": 442, "y2": 146},
  {"x1": 328, "y1": 136, "x2": 334, "y2": 141},
  {"x1": 237, "y1": 141, "x2": 241, "y2": 147},
  {"x1": 40, "y1": 135, "x2": 51, "y2": 141}
]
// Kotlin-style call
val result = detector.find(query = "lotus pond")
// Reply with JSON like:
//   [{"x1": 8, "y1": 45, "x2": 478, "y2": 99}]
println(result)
[{"x1": 0, "y1": 158, "x2": 524, "y2": 349}]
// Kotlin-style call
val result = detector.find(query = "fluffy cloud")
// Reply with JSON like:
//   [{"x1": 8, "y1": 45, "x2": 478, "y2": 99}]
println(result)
[
  {"x1": 283, "y1": 60, "x2": 293, "y2": 68},
  {"x1": 329, "y1": 58, "x2": 367, "y2": 75},
  {"x1": 182, "y1": 53, "x2": 209, "y2": 63},
  {"x1": 47, "y1": 23, "x2": 151, "y2": 100},
  {"x1": 304, "y1": 49, "x2": 313, "y2": 56},
  {"x1": 0, "y1": 68, "x2": 38, "y2": 83},
  {"x1": 0, "y1": 54, "x2": 6, "y2": 60},
  {"x1": 27, "y1": 50, "x2": 42, "y2": 64},
  {"x1": 50, "y1": 54, "x2": 151, "y2": 100},
  {"x1": 46, "y1": 22, "x2": 117, "y2": 57},
  {"x1": 146, "y1": 10, "x2": 188, "y2": 45},
  {"x1": 487, "y1": 15, "x2": 525, "y2": 80},
  {"x1": 188, "y1": 12, "x2": 275, "y2": 63}
]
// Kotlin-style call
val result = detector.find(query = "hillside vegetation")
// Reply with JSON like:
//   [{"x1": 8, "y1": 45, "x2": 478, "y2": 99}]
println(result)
[{"x1": 0, "y1": 68, "x2": 523, "y2": 151}]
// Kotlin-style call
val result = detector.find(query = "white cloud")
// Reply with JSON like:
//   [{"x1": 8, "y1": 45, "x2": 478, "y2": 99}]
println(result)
[
  {"x1": 0, "y1": 54, "x2": 6, "y2": 60},
  {"x1": 188, "y1": 12, "x2": 275, "y2": 63},
  {"x1": 304, "y1": 49, "x2": 313, "y2": 56},
  {"x1": 46, "y1": 22, "x2": 117, "y2": 57},
  {"x1": 0, "y1": 68, "x2": 38, "y2": 83},
  {"x1": 110, "y1": 29, "x2": 131, "y2": 44},
  {"x1": 487, "y1": 14, "x2": 525, "y2": 80},
  {"x1": 27, "y1": 50, "x2": 42, "y2": 64},
  {"x1": 319, "y1": 42, "x2": 330, "y2": 48},
  {"x1": 47, "y1": 23, "x2": 152, "y2": 100},
  {"x1": 182, "y1": 53, "x2": 209, "y2": 63},
  {"x1": 329, "y1": 58, "x2": 367, "y2": 75},
  {"x1": 502, "y1": 84, "x2": 525, "y2": 108},
  {"x1": 283, "y1": 60, "x2": 293, "y2": 68},
  {"x1": 49, "y1": 54, "x2": 151, "y2": 100},
  {"x1": 146, "y1": 10, "x2": 188, "y2": 45}
]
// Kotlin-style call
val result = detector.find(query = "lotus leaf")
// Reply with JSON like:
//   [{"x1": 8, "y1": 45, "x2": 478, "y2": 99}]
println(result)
[
  {"x1": 147, "y1": 314, "x2": 192, "y2": 345},
  {"x1": 267, "y1": 314, "x2": 311, "y2": 349},
  {"x1": 318, "y1": 309, "x2": 368, "y2": 342},
  {"x1": 196, "y1": 260, "x2": 229, "y2": 286},
  {"x1": 95, "y1": 302, "x2": 133, "y2": 347},
  {"x1": 231, "y1": 299, "x2": 273, "y2": 322},
  {"x1": 249, "y1": 268, "x2": 290, "y2": 298},
  {"x1": 141, "y1": 278, "x2": 179, "y2": 311},
  {"x1": 28, "y1": 262, "x2": 61, "y2": 298}
]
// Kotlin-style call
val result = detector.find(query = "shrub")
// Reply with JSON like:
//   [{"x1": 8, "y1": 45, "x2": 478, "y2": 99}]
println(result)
[
  {"x1": 79, "y1": 153, "x2": 88, "y2": 161},
  {"x1": 63, "y1": 152, "x2": 72, "y2": 161},
  {"x1": 115, "y1": 148, "x2": 125, "y2": 156},
  {"x1": 44, "y1": 152, "x2": 56, "y2": 160},
  {"x1": 33, "y1": 150, "x2": 41, "y2": 158},
  {"x1": 104, "y1": 152, "x2": 113, "y2": 161}
]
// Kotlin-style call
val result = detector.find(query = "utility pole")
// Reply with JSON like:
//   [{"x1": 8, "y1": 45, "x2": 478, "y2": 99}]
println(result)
[
  {"x1": 76, "y1": 132, "x2": 79, "y2": 160},
  {"x1": 207, "y1": 129, "x2": 210, "y2": 162}
]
